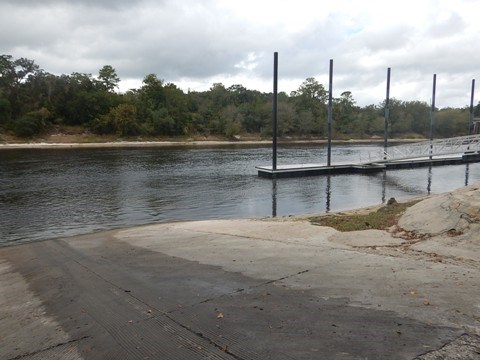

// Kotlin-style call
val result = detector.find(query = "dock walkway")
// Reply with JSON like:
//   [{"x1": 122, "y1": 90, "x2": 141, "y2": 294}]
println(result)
[{"x1": 257, "y1": 135, "x2": 480, "y2": 178}]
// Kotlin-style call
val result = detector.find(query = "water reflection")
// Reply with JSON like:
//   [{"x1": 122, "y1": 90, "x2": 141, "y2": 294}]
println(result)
[
  {"x1": 427, "y1": 165, "x2": 433, "y2": 194},
  {"x1": 1, "y1": 145, "x2": 480, "y2": 246},
  {"x1": 269, "y1": 163, "x2": 479, "y2": 218},
  {"x1": 465, "y1": 164, "x2": 470, "y2": 186},
  {"x1": 381, "y1": 170, "x2": 387, "y2": 204},
  {"x1": 272, "y1": 179, "x2": 277, "y2": 217},
  {"x1": 270, "y1": 175, "x2": 333, "y2": 217},
  {"x1": 325, "y1": 175, "x2": 331, "y2": 212}
]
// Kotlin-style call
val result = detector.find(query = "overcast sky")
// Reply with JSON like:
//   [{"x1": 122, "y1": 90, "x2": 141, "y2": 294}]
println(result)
[{"x1": 1, "y1": 0, "x2": 479, "y2": 107}]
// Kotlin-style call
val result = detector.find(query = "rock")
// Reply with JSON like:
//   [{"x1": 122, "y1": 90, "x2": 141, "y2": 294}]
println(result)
[
  {"x1": 387, "y1": 197, "x2": 397, "y2": 205},
  {"x1": 398, "y1": 184, "x2": 480, "y2": 236}
]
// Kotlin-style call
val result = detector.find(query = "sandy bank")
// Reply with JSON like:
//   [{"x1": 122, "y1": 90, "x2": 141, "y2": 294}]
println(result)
[
  {"x1": 0, "y1": 138, "x2": 423, "y2": 150},
  {"x1": 0, "y1": 139, "x2": 269, "y2": 149}
]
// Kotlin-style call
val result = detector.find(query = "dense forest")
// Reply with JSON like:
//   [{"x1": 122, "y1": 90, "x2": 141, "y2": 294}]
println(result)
[{"x1": 0, "y1": 55, "x2": 477, "y2": 139}]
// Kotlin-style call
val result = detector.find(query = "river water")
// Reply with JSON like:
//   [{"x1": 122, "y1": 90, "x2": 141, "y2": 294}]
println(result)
[{"x1": 1, "y1": 143, "x2": 479, "y2": 246}]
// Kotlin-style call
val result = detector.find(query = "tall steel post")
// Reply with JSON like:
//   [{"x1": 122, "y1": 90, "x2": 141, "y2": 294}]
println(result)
[
  {"x1": 429, "y1": 74, "x2": 437, "y2": 159},
  {"x1": 469, "y1": 79, "x2": 475, "y2": 136},
  {"x1": 272, "y1": 52, "x2": 278, "y2": 171},
  {"x1": 384, "y1": 68, "x2": 391, "y2": 158},
  {"x1": 327, "y1": 59, "x2": 333, "y2": 167}
]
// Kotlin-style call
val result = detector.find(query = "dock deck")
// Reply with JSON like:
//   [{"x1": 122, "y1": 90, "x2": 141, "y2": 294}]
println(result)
[
  {"x1": 256, "y1": 152, "x2": 480, "y2": 178},
  {"x1": 257, "y1": 135, "x2": 480, "y2": 178}
]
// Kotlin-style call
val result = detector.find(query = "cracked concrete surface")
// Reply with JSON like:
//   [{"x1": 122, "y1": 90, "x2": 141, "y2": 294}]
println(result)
[
  {"x1": 1, "y1": 184, "x2": 479, "y2": 359},
  {"x1": 415, "y1": 334, "x2": 480, "y2": 359}
]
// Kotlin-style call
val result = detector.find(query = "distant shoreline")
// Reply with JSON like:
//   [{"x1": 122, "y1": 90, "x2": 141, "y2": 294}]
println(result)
[{"x1": 0, "y1": 138, "x2": 423, "y2": 150}]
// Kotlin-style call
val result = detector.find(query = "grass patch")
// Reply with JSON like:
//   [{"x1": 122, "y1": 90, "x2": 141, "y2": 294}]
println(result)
[{"x1": 309, "y1": 199, "x2": 421, "y2": 232}]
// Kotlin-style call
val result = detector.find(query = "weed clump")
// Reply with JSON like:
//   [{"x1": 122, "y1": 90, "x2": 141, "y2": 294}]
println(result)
[{"x1": 309, "y1": 199, "x2": 421, "y2": 232}]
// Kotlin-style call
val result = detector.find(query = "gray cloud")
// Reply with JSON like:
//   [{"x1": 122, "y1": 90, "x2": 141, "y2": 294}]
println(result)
[
  {"x1": 427, "y1": 12, "x2": 466, "y2": 38},
  {"x1": 362, "y1": 25, "x2": 415, "y2": 52},
  {"x1": 1, "y1": 0, "x2": 479, "y2": 107},
  {"x1": 2, "y1": 0, "x2": 154, "y2": 10}
]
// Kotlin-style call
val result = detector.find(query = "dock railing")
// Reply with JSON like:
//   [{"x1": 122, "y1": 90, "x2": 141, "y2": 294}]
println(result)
[{"x1": 361, "y1": 134, "x2": 480, "y2": 164}]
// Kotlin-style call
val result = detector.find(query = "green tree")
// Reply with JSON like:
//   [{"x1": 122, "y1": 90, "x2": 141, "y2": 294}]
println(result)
[
  {"x1": 353, "y1": 105, "x2": 384, "y2": 136},
  {"x1": 278, "y1": 101, "x2": 297, "y2": 136},
  {"x1": 56, "y1": 72, "x2": 113, "y2": 125},
  {"x1": 93, "y1": 103, "x2": 138, "y2": 136},
  {"x1": 291, "y1": 77, "x2": 327, "y2": 103},
  {"x1": 149, "y1": 108, "x2": 175, "y2": 135},
  {"x1": 436, "y1": 108, "x2": 468, "y2": 138},
  {"x1": 291, "y1": 77, "x2": 328, "y2": 136},
  {"x1": 11, "y1": 107, "x2": 50, "y2": 137},
  {"x1": 209, "y1": 83, "x2": 230, "y2": 110},
  {"x1": 185, "y1": 91, "x2": 209, "y2": 134},
  {"x1": 0, "y1": 55, "x2": 42, "y2": 119},
  {"x1": 221, "y1": 105, "x2": 243, "y2": 137},
  {"x1": 0, "y1": 98, "x2": 11, "y2": 124},
  {"x1": 98, "y1": 65, "x2": 120, "y2": 92},
  {"x1": 227, "y1": 84, "x2": 254, "y2": 106},
  {"x1": 137, "y1": 74, "x2": 165, "y2": 128},
  {"x1": 238, "y1": 90, "x2": 268, "y2": 134},
  {"x1": 0, "y1": 55, "x2": 15, "y2": 95},
  {"x1": 386, "y1": 99, "x2": 411, "y2": 135},
  {"x1": 406, "y1": 101, "x2": 430, "y2": 136},
  {"x1": 333, "y1": 91, "x2": 357, "y2": 134},
  {"x1": 163, "y1": 83, "x2": 189, "y2": 135}
]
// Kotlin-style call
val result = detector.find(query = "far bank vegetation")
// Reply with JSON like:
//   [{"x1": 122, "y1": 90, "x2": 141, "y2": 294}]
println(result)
[{"x1": 0, "y1": 55, "x2": 477, "y2": 141}]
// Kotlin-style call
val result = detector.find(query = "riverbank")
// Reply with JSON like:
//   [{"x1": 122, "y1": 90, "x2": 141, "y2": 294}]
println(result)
[
  {"x1": 1, "y1": 184, "x2": 479, "y2": 359},
  {"x1": 0, "y1": 138, "x2": 424, "y2": 150},
  {"x1": 0, "y1": 130, "x2": 424, "y2": 149}
]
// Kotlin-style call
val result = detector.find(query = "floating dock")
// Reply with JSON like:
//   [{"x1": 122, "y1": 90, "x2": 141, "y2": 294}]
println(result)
[
  {"x1": 256, "y1": 151, "x2": 480, "y2": 178},
  {"x1": 257, "y1": 134, "x2": 480, "y2": 178}
]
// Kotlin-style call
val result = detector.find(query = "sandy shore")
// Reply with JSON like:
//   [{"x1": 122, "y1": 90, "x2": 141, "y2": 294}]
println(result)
[
  {"x1": 1, "y1": 184, "x2": 479, "y2": 359},
  {"x1": 0, "y1": 139, "x2": 269, "y2": 149},
  {"x1": 0, "y1": 138, "x2": 423, "y2": 150}
]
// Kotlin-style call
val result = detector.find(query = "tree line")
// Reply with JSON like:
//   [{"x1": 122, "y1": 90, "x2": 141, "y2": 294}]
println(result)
[{"x1": 0, "y1": 55, "x2": 476, "y2": 139}]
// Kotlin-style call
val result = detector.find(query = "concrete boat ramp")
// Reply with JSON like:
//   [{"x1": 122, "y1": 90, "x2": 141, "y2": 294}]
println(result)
[{"x1": 1, "y1": 185, "x2": 480, "y2": 359}]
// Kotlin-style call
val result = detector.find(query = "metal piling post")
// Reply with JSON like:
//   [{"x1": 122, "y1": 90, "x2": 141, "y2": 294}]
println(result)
[
  {"x1": 429, "y1": 74, "x2": 437, "y2": 159},
  {"x1": 469, "y1": 79, "x2": 475, "y2": 136},
  {"x1": 272, "y1": 52, "x2": 278, "y2": 171},
  {"x1": 384, "y1": 68, "x2": 391, "y2": 159},
  {"x1": 327, "y1": 59, "x2": 333, "y2": 167}
]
